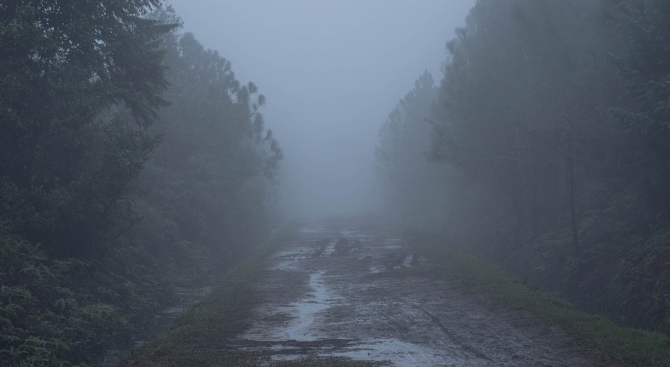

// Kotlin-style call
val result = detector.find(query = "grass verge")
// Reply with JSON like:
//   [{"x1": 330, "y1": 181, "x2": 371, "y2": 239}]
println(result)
[
  {"x1": 120, "y1": 222, "x2": 301, "y2": 367},
  {"x1": 431, "y1": 245, "x2": 670, "y2": 367}
]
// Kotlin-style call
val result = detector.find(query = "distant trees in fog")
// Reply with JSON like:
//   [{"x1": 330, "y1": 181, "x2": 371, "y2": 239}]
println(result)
[
  {"x1": 138, "y1": 6, "x2": 283, "y2": 268},
  {"x1": 376, "y1": 0, "x2": 670, "y2": 335},
  {"x1": 375, "y1": 71, "x2": 450, "y2": 227}
]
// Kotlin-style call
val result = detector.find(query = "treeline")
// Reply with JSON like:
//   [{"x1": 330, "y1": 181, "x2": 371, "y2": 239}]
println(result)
[
  {"x1": 0, "y1": 2, "x2": 281, "y2": 366},
  {"x1": 377, "y1": 0, "x2": 670, "y2": 334}
]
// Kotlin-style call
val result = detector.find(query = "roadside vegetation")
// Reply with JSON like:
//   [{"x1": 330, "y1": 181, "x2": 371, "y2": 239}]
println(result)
[
  {"x1": 0, "y1": 3, "x2": 282, "y2": 366},
  {"x1": 410, "y1": 231, "x2": 670, "y2": 367},
  {"x1": 119, "y1": 257, "x2": 262, "y2": 367},
  {"x1": 120, "y1": 222, "x2": 377, "y2": 367},
  {"x1": 376, "y1": 0, "x2": 670, "y2": 348}
]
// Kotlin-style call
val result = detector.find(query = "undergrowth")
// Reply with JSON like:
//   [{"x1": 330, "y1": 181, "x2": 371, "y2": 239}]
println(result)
[
  {"x1": 0, "y1": 224, "x2": 172, "y2": 367},
  {"x1": 120, "y1": 222, "x2": 301, "y2": 367},
  {"x1": 416, "y1": 234, "x2": 670, "y2": 367}
]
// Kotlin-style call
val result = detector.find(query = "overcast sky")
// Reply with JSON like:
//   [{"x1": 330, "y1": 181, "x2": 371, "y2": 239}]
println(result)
[{"x1": 166, "y1": 0, "x2": 474, "y2": 218}]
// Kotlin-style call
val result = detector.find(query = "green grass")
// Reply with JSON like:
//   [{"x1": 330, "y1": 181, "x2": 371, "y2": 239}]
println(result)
[
  {"x1": 120, "y1": 222, "x2": 301, "y2": 367},
  {"x1": 436, "y1": 247, "x2": 670, "y2": 367}
]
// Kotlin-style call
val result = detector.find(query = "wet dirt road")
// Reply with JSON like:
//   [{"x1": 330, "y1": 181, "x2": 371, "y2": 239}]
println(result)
[{"x1": 231, "y1": 218, "x2": 600, "y2": 366}]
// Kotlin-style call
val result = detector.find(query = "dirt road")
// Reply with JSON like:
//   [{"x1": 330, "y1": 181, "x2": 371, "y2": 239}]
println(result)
[{"x1": 230, "y1": 218, "x2": 600, "y2": 366}]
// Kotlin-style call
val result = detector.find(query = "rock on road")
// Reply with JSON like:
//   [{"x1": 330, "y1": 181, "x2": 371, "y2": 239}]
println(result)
[{"x1": 231, "y1": 217, "x2": 601, "y2": 367}]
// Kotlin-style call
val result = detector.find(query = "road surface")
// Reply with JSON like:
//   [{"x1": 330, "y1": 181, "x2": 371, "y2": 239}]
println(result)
[{"x1": 230, "y1": 218, "x2": 600, "y2": 366}]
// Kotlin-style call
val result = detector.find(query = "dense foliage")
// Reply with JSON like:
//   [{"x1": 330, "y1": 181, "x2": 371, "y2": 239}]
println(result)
[
  {"x1": 0, "y1": 2, "x2": 281, "y2": 365},
  {"x1": 377, "y1": 0, "x2": 670, "y2": 335},
  {"x1": 130, "y1": 6, "x2": 282, "y2": 278}
]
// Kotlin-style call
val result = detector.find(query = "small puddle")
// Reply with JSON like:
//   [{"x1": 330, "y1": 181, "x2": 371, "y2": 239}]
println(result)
[
  {"x1": 272, "y1": 247, "x2": 312, "y2": 271},
  {"x1": 369, "y1": 265, "x2": 383, "y2": 273},
  {"x1": 322, "y1": 240, "x2": 337, "y2": 256},
  {"x1": 299, "y1": 226, "x2": 326, "y2": 234},
  {"x1": 384, "y1": 238, "x2": 403, "y2": 250},
  {"x1": 341, "y1": 229, "x2": 359, "y2": 236},
  {"x1": 282, "y1": 272, "x2": 337, "y2": 341},
  {"x1": 331, "y1": 338, "x2": 460, "y2": 366}
]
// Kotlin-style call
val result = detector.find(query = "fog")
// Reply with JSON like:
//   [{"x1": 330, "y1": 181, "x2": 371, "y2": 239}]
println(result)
[
  {"x1": 167, "y1": 0, "x2": 474, "y2": 218},
  {"x1": 7, "y1": 2, "x2": 670, "y2": 365}
]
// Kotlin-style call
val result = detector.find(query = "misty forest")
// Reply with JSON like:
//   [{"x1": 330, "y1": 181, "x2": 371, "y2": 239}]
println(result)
[{"x1": 2, "y1": 0, "x2": 670, "y2": 366}]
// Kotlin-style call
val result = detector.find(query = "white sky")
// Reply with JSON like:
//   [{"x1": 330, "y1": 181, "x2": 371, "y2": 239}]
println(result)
[{"x1": 166, "y1": 0, "x2": 474, "y2": 218}]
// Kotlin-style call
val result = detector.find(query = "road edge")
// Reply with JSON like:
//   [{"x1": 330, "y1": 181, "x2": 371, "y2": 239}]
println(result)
[
  {"x1": 119, "y1": 221, "x2": 301, "y2": 367},
  {"x1": 410, "y1": 231, "x2": 670, "y2": 367}
]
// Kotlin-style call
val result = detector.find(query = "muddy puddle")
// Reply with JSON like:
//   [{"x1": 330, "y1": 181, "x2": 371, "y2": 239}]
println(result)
[{"x1": 234, "y1": 218, "x2": 603, "y2": 366}]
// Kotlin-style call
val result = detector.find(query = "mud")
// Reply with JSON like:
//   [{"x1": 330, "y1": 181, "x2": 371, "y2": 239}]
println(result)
[{"x1": 233, "y1": 218, "x2": 602, "y2": 366}]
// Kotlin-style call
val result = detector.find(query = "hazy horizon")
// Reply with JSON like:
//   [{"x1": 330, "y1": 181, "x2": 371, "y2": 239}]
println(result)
[{"x1": 166, "y1": 0, "x2": 475, "y2": 219}]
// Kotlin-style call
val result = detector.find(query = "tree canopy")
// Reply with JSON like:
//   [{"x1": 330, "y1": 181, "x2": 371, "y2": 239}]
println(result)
[{"x1": 0, "y1": 3, "x2": 283, "y2": 365}]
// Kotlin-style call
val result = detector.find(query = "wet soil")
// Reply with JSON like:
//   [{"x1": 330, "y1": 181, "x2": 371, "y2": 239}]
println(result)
[{"x1": 232, "y1": 218, "x2": 602, "y2": 366}]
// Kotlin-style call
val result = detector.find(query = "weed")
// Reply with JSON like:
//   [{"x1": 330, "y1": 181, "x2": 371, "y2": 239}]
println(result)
[
  {"x1": 432, "y1": 245, "x2": 670, "y2": 367},
  {"x1": 120, "y1": 222, "x2": 301, "y2": 366}
]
